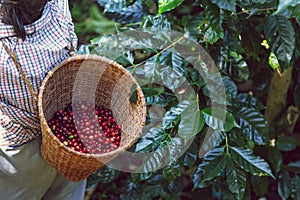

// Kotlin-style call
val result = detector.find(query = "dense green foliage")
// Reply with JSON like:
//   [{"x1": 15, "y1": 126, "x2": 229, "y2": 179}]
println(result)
[{"x1": 71, "y1": 0, "x2": 300, "y2": 199}]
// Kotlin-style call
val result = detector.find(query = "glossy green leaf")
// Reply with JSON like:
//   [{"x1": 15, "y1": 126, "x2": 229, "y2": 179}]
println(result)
[
  {"x1": 158, "y1": 0, "x2": 184, "y2": 14},
  {"x1": 234, "y1": 107, "x2": 269, "y2": 145},
  {"x1": 145, "y1": 93, "x2": 176, "y2": 106},
  {"x1": 199, "y1": 131, "x2": 226, "y2": 158},
  {"x1": 226, "y1": 159, "x2": 247, "y2": 199},
  {"x1": 223, "y1": 76, "x2": 238, "y2": 104},
  {"x1": 120, "y1": 181, "x2": 141, "y2": 200},
  {"x1": 202, "y1": 107, "x2": 239, "y2": 131},
  {"x1": 264, "y1": 15, "x2": 295, "y2": 64},
  {"x1": 211, "y1": 0, "x2": 236, "y2": 12},
  {"x1": 183, "y1": 13, "x2": 205, "y2": 40},
  {"x1": 142, "y1": 15, "x2": 172, "y2": 29},
  {"x1": 98, "y1": 0, "x2": 127, "y2": 12},
  {"x1": 230, "y1": 147, "x2": 275, "y2": 179},
  {"x1": 167, "y1": 137, "x2": 184, "y2": 163},
  {"x1": 268, "y1": 147, "x2": 283, "y2": 174},
  {"x1": 203, "y1": 74, "x2": 228, "y2": 105},
  {"x1": 218, "y1": 49, "x2": 249, "y2": 82},
  {"x1": 204, "y1": 1, "x2": 224, "y2": 44},
  {"x1": 163, "y1": 161, "x2": 183, "y2": 182},
  {"x1": 104, "y1": 0, "x2": 147, "y2": 23},
  {"x1": 162, "y1": 101, "x2": 190, "y2": 129},
  {"x1": 135, "y1": 127, "x2": 167, "y2": 153},
  {"x1": 276, "y1": 136, "x2": 298, "y2": 151},
  {"x1": 276, "y1": 0, "x2": 300, "y2": 14},
  {"x1": 202, "y1": 155, "x2": 228, "y2": 182},
  {"x1": 139, "y1": 145, "x2": 167, "y2": 174},
  {"x1": 160, "y1": 49, "x2": 185, "y2": 76},
  {"x1": 183, "y1": 141, "x2": 198, "y2": 168},
  {"x1": 233, "y1": 93, "x2": 265, "y2": 111},
  {"x1": 144, "y1": 51, "x2": 187, "y2": 91},
  {"x1": 278, "y1": 170, "x2": 291, "y2": 200},
  {"x1": 144, "y1": 55, "x2": 161, "y2": 82},
  {"x1": 193, "y1": 148, "x2": 224, "y2": 189},
  {"x1": 178, "y1": 100, "x2": 203, "y2": 142}
]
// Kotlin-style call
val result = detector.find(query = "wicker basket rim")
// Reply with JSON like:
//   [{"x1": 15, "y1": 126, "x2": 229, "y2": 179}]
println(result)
[{"x1": 38, "y1": 54, "x2": 146, "y2": 158}]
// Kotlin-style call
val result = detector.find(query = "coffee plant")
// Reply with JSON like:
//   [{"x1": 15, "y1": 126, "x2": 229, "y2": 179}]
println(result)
[{"x1": 71, "y1": 0, "x2": 300, "y2": 199}]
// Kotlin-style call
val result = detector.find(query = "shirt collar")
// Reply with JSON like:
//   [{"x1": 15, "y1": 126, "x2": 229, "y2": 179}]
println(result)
[{"x1": 0, "y1": 2, "x2": 52, "y2": 38}]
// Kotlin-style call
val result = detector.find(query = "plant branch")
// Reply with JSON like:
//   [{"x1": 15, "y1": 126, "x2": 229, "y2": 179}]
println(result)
[
  {"x1": 232, "y1": 7, "x2": 277, "y2": 16},
  {"x1": 127, "y1": 35, "x2": 185, "y2": 69}
]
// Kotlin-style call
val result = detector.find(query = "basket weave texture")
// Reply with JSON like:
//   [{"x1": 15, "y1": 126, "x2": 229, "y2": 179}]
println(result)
[{"x1": 38, "y1": 54, "x2": 146, "y2": 182}]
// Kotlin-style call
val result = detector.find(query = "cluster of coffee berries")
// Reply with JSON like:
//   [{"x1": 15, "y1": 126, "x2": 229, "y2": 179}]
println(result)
[{"x1": 48, "y1": 102, "x2": 121, "y2": 154}]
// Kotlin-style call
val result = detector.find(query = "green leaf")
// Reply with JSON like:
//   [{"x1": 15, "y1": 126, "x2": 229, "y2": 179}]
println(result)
[
  {"x1": 276, "y1": 136, "x2": 298, "y2": 151},
  {"x1": 145, "y1": 93, "x2": 176, "y2": 106},
  {"x1": 142, "y1": 15, "x2": 172, "y2": 29},
  {"x1": 135, "y1": 127, "x2": 167, "y2": 153},
  {"x1": 226, "y1": 159, "x2": 247, "y2": 199},
  {"x1": 193, "y1": 148, "x2": 224, "y2": 189},
  {"x1": 120, "y1": 181, "x2": 141, "y2": 200},
  {"x1": 160, "y1": 49, "x2": 185, "y2": 76},
  {"x1": 264, "y1": 15, "x2": 296, "y2": 64},
  {"x1": 166, "y1": 137, "x2": 184, "y2": 163},
  {"x1": 278, "y1": 170, "x2": 292, "y2": 200},
  {"x1": 269, "y1": 52, "x2": 280, "y2": 70},
  {"x1": 223, "y1": 76, "x2": 238, "y2": 104},
  {"x1": 162, "y1": 101, "x2": 190, "y2": 129},
  {"x1": 230, "y1": 147, "x2": 275, "y2": 179},
  {"x1": 291, "y1": 175, "x2": 300, "y2": 199},
  {"x1": 211, "y1": 0, "x2": 236, "y2": 12},
  {"x1": 204, "y1": 1, "x2": 224, "y2": 44},
  {"x1": 233, "y1": 107, "x2": 269, "y2": 145},
  {"x1": 202, "y1": 107, "x2": 239, "y2": 131},
  {"x1": 158, "y1": 0, "x2": 184, "y2": 14},
  {"x1": 140, "y1": 145, "x2": 167, "y2": 173},
  {"x1": 98, "y1": 0, "x2": 127, "y2": 12},
  {"x1": 276, "y1": 0, "x2": 300, "y2": 14},
  {"x1": 182, "y1": 141, "x2": 198, "y2": 168},
  {"x1": 104, "y1": 0, "x2": 147, "y2": 23},
  {"x1": 286, "y1": 161, "x2": 300, "y2": 174},
  {"x1": 144, "y1": 55, "x2": 161, "y2": 82},
  {"x1": 203, "y1": 74, "x2": 228, "y2": 105},
  {"x1": 144, "y1": 51, "x2": 187, "y2": 91},
  {"x1": 233, "y1": 93, "x2": 265, "y2": 111},
  {"x1": 218, "y1": 48, "x2": 249, "y2": 82},
  {"x1": 199, "y1": 131, "x2": 226, "y2": 158},
  {"x1": 178, "y1": 100, "x2": 203, "y2": 141},
  {"x1": 268, "y1": 147, "x2": 283, "y2": 174},
  {"x1": 163, "y1": 161, "x2": 183, "y2": 182},
  {"x1": 183, "y1": 13, "x2": 205, "y2": 41},
  {"x1": 202, "y1": 155, "x2": 228, "y2": 182},
  {"x1": 251, "y1": 176, "x2": 269, "y2": 197},
  {"x1": 140, "y1": 184, "x2": 164, "y2": 199}
]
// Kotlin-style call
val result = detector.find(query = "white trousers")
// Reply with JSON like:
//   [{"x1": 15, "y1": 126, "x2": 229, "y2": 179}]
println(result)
[{"x1": 0, "y1": 137, "x2": 86, "y2": 200}]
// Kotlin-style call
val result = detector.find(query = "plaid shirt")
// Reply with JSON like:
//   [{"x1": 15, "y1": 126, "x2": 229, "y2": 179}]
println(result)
[{"x1": 0, "y1": 0, "x2": 77, "y2": 146}]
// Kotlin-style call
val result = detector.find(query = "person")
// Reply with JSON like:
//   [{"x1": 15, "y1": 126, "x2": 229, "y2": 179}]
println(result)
[{"x1": 0, "y1": 0, "x2": 86, "y2": 199}]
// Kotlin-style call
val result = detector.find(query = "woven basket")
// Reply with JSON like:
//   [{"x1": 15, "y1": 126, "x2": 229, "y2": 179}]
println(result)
[{"x1": 38, "y1": 54, "x2": 146, "y2": 182}]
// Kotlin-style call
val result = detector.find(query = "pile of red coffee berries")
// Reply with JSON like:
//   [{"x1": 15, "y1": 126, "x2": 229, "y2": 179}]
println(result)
[{"x1": 48, "y1": 102, "x2": 122, "y2": 154}]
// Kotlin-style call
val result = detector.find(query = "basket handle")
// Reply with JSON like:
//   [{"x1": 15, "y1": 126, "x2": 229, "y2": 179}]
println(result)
[{"x1": 2, "y1": 41, "x2": 39, "y2": 103}]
